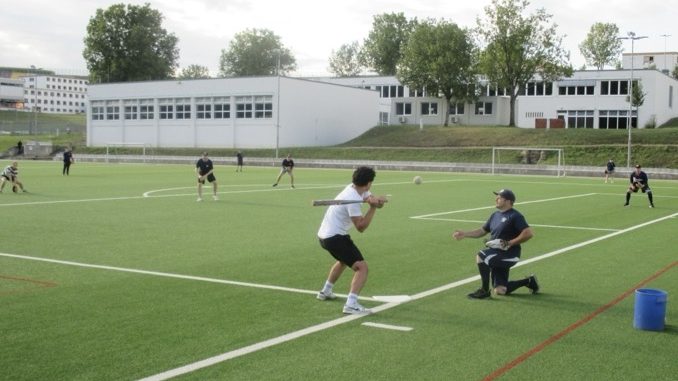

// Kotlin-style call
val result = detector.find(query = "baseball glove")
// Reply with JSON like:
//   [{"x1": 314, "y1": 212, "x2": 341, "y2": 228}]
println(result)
[{"x1": 485, "y1": 238, "x2": 510, "y2": 251}]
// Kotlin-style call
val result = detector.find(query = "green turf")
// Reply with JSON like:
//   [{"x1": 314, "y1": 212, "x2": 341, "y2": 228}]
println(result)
[{"x1": 0, "y1": 161, "x2": 676, "y2": 380}]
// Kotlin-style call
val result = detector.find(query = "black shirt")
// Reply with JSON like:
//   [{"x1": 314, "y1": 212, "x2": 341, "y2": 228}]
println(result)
[{"x1": 196, "y1": 158, "x2": 214, "y2": 175}]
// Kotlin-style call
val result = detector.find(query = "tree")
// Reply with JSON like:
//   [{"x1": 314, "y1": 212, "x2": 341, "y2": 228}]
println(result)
[
  {"x1": 328, "y1": 41, "x2": 364, "y2": 77},
  {"x1": 398, "y1": 19, "x2": 477, "y2": 126},
  {"x1": 178, "y1": 65, "x2": 211, "y2": 79},
  {"x1": 475, "y1": 0, "x2": 572, "y2": 126},
  {"x1": 83, "y1": 3, "x2": 179, "y2": 83},
  {"x1": 362, "y1": 13, "x2": 417, "y2": 75},
  {"x1": 579, "y1": 22, "x2": 623, "y2": 70},
  {"x1": 219, "y1": 28, "x2": 296, "y2": 77},
  {"x1": 672, "y1": 65, "x2": 678, "y2": 80}
]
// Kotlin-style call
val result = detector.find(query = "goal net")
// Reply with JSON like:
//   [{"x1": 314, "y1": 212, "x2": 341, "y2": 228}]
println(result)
[
  {"x1": 105, "y1": 142, "x2": 153, "y2": 163},
  {"x1": 492, "y1": 147, "x2": 565, "y2": 177}
]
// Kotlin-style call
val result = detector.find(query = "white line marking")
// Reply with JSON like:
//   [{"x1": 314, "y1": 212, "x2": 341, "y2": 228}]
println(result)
[
  {"x1": 416, "y1": 218, "x2": 620, "y2": 232},
  {"x1": 410, "y1": 193, "x2": 597, "y2": 219},
  {"x1": 362, "y1": 322, "x2": 413, "y2": 332},
  {"x1": 372, "y1": 295, "x2": 412, "y2": 303},
  {"x1": 139, "y1": 211, "x2": 677, "y2": 381}
]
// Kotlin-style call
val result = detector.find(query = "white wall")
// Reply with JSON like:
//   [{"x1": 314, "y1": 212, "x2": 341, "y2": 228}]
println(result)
[{"x1": 87, "y1": 77, "x2": 379, "y2": 148}]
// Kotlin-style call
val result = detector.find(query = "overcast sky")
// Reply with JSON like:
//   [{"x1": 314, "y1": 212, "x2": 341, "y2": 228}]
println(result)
[{"x1": 0, "y1": 0, "x2": 675, "y2": 77}]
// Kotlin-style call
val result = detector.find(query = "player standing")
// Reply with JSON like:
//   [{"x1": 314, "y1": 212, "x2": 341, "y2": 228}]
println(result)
[
  {"x1": 624, "y1": 164, "x2": 655, "y2": 208},
  {"x1": 63, "y1": 149, "x2": 74, "y2": 176},
  {"x1": 452, "y1": 189, "x2": 537, "y2": 299},
  {"x1": 272, "y1": 154, "x2": 295, "y2": 188},
  {"x1": 604, "y1": 158, "x2": 616, "y2": 183},
  {"x1": 196, "y1": 152, "x2": 218, "y2": 202},
  {"x1": 316, "y1": 166, "x2": 387, "y2": 314}
]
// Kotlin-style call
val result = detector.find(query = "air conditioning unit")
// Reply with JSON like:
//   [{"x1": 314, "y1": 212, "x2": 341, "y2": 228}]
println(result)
[
  {"x1": 398, "y1": 116, "x2": 407, "y2": 123},
  {"x1": 449, "y1": 116, "x2": 459, "y2": 124}
]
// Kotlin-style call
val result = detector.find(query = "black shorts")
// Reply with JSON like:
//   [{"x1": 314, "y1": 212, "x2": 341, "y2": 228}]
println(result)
[
  {"x1": 198, "y1": 173, "x2": 216, "y2": 184},
  {"x1": 319, "y1": 235, "x2": 364, "y2": 267},
  {"x1": 478, "y1": 248, "x2": 520, "y2": 287}
]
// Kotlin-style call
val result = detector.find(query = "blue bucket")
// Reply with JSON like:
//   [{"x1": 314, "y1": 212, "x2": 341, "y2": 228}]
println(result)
[{"x1": 633, "y1": 288, "x2": 668, "y2": 331}]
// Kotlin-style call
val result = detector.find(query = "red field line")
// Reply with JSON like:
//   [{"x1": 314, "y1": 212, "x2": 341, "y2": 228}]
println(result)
[
  {"x1": 0, "y1": 274, "x2": 58, "y2": 296},
  {"x1": 483, "y1": 261, "x2": 677, "y2": 381}
]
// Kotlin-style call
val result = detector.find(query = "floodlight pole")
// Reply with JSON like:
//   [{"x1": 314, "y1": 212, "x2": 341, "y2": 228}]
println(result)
[
  {"x1": 275, "y1": 50, "x2": 281, "y2": 160},
  {"x1": 660, "y1": 34, "x2": 671, "y2": 72},
  {"x1": 618, "y1": 32, "x2": 648, "y2": 168}
]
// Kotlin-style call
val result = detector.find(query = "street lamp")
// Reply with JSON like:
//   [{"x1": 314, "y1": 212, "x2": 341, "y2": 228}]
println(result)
[
  {"x1": 274, "y1": 49, "x2": 281, "y2": 160},
  {"x1": 618, "y1": 31, "x2": 648, "y2": 168}
]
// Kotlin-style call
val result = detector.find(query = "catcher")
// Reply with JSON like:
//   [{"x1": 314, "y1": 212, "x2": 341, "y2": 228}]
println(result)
[
  {"x1": 624, "y1": 164, "x2": 655, "y2": 208},
  {"x1": 452, "y1": 189, "x2": 538, "y2": 299}
]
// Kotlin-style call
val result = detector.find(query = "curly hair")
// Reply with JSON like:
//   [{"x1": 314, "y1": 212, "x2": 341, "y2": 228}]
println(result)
[{"x1": 352, "y1": 166, "x2": 376, "y2": 186}]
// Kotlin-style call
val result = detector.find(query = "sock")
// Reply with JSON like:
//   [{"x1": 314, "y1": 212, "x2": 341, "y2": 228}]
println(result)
[
  {"x1": 506, "y1": 278, "x2": 530, "y2": 294},
  {"x1": 478, "y1": 263, "x2": 491, "y2": 291},
  {"x1": 321, "y1": 281, "x2": 334, "y2": 294},
  {"x1": 347, "y1": 293, "x2": 359, "y2": 306},
  {"x1": 625, "y1": 192, "x2": 631, "y2": 204},
  {"x1": 648, "y1": 192, "x2": 654, "y2": 205}
]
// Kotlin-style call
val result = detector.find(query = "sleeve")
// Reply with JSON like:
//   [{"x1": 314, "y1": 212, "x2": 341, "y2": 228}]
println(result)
[{"x1": 513, "y1": 213, "x2": 530, "y2": 232}]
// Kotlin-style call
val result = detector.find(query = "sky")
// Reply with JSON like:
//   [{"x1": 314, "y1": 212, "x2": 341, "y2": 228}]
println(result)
[{"x1": 0, "y1": 0, "x2": 675, "y2": 77}]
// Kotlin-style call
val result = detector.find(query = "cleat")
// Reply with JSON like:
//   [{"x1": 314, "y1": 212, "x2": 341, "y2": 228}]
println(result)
[
  {"x1": 623, "y1": 203, "x2": 629, "y2": 207},
  {"x1": 213, "y1": 195, "x2": 219, "y2": 201},
  {"x1": 649, "y1": 204, "x2": 654, "y2": 208},
  {"x1": 342, "y1": 303, "x2": 371, "y2": 315},
  {"x1": 196, "y1": 197, "x2": 203, "y2": 202},
  {"x1": 526, "y1": 275, "x2": 540, "y2": 294},
  {"x1": 291, "y1": 185, "x2": 295, "y2": 189},
  {"x1": 272, "y1": 183, "x2": 278, "y2": 187},
  {"x1": 316, "y1": 290, "x2": 337, "y2": 301},
  {"x1": 467, "y1": 288, "x2": 491, "y2": 299}
]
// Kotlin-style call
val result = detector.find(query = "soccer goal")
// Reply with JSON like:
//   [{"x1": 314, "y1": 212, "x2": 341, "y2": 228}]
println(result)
[
  {"x1": 492, "y1": 147, "x2": 565, "y2": 177},
  {"x1": 105, "y1": 142, "x2": 153, "y2": 163}
]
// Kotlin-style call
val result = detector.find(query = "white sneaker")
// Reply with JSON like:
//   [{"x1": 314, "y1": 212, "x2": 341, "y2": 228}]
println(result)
[
  {"x1": 316, "y1": 290, "x2": 337, "y2": 301},
  {"x1": 342, "y1": 303, "x2": 371, "y2": 315},
  {"x1": 196, "y1": 197, "x2": 203, "y2": 202},
  {"x1": 213, "y1": 195, "x2": 219, "y2": 201}
]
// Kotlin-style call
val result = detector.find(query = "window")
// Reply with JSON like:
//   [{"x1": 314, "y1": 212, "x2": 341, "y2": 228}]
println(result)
[
  {"x1": 236, "y1": 96, "x2": 253, "y2": 118},
  {"x1": 420, "y1": 102, "x2": 438, "y2": 115},
  {"x1": 175, "y1": 98, "x2": 191, "y2": 119},
  {"x1": 475, "y1": 102, "x2": 492, "y2": 115},
  {"x1": 159, "y1": 99, "x2": 174, "y2": 119},
  {"x1": 106, "y1": 101, "x2": 119, "y2": 120},
  {"x1": 91, "y1": 102, "x2": 104, "y2": 120},
  {"x1": 196, "y1": 100, "x2": 212, "y2": 119},
  {"x1": 254, "y1": 96, "x2": 273, "y2": 118},
  {"x1": 669, "y1": 86, "x2": 673, "y2": 108},
  {"x1": 600, "y1": 80, "x2": 630, "y2": 96},
  {"x1": 395, "y1": 102, "x2": 412, "y2": 115},
  {"x1": 598, "y1": 110, "x2": 636, "y2": 129},
  {"x1": 378, "y1": 85, "x2": 405, "y2": 98},
  {"x1": 124, "y1": 101, "x2": 138, "y2": 120},
  {"x1": 214, "y1": 97, "x2": 230, "y2": 119},
  {"x1": 449, "y1": 102, "x2": 465, "y2": 115},
  {"x1": 139, "y1": 100, "x2": 154, "y2": 120}
]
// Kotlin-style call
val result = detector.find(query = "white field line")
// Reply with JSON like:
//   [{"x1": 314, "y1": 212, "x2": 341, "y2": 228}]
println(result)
[
  {"x1": 410, "y1": 193, "x2": 596, "y2": 219},
  {"x1": 416, "y1": 218, "x2": 620, "y2": 232},
  {"x1": 138, "y1": 211, "x2": 678, "y2": 381},
  {"x1": 361, "y1": 322, "x2": 413, "y2": 332}
]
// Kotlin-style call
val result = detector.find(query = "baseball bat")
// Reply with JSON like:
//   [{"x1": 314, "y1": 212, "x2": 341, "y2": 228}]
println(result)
[{"x1": 312, "y1": 199, "x2": 364, "y2": 206}]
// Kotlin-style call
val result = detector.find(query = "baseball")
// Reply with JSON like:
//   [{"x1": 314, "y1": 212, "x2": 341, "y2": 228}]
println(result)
[{"x1": 413, "y1": 175, "x2": 422, "y2": 185}]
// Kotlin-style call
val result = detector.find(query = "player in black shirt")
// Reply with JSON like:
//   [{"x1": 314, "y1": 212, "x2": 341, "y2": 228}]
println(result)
[
  {"x1": 236, "y1": 151, "x2": 243, "y2": 172},
  {"x1": 452, "y1": 189, "x2": 537, "y2": 299},
  {"x1": 196, "y1": 152, "x2": 218, "y2": 201},
  {"x1": 272, "y1": 154, "x2": 295, "y2": 188},
  {"x1": 625, "y1": 164, "x2": 654, "y2": 208},
  {"x1": 63, "y1": 149, "x2": 74, "y2": 175},
  {"x1": 604, "y1": 159, "x2": 616, "y2": 183}
]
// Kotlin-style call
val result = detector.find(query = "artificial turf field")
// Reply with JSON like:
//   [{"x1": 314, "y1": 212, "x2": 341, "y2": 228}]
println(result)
[{"x1": 1, "y1": 160, "x2": 676, "y2": 380}]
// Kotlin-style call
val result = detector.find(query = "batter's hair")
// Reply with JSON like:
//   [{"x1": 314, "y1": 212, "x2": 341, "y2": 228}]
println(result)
[{"x1": 352, "y1": 166, "x2": 376, "y2": 186}]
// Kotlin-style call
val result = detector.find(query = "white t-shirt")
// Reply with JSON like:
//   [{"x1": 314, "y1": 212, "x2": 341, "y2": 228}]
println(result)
[{"x1": 317, "y1": 184, "x2": 371, "y2": 239}]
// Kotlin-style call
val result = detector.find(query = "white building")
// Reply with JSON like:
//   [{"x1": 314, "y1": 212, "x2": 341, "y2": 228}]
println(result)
[
  {"x1": 22, "y1": 75, "x2": 89, "y2": 114},
  {"x1": 0, "y1": 78, "x2": 24, "y2": 108},
  {"x1": 622, "y1": 51, "x2": 678, "y2": 73},
  {"x1": 318, "y1": 68, "x2": 678, "y2": 129},
  {"x1": 87, "y1": 76, "x2": 378, "y2": 148}
]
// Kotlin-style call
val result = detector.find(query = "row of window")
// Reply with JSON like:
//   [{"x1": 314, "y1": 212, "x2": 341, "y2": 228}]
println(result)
[
  {"x1": 394, "y1": 101, "x2": 493, "y2": 116},
  {"x1": 370, "y1": 79, "x2": 639, "y2": 99},
  {"x1": 91, "y1": 96, "x2": 274, "y2": 121},
  {"x1": 26, "y1": 91, "x2": 86, "y2": 98},
  {"x1": 27, "y1": 77, "x2": 88, "y2": 85},
  {"x1": 25, "y1": 98, "x2": 85, "y2": 107},
  {"x1": 557, "y1": 109, "x2": 637, "y2": 129}
]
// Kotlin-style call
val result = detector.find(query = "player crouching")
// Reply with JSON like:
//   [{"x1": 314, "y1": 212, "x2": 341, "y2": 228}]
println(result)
[
  {"x1": 0, "y1": 161, "x2": 27, "y2": 194},
  {"x1": 624, "y1": 165, "x2": 654, "y2": 208}
]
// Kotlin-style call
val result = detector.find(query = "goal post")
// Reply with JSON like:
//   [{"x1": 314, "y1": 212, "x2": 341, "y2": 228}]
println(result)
[
  {"x1": 492, "y1": 147, "x2": 565, "y2": 177},
  {"x1": 105, "y1": 142, "x2": 153, "y2": 163}
]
